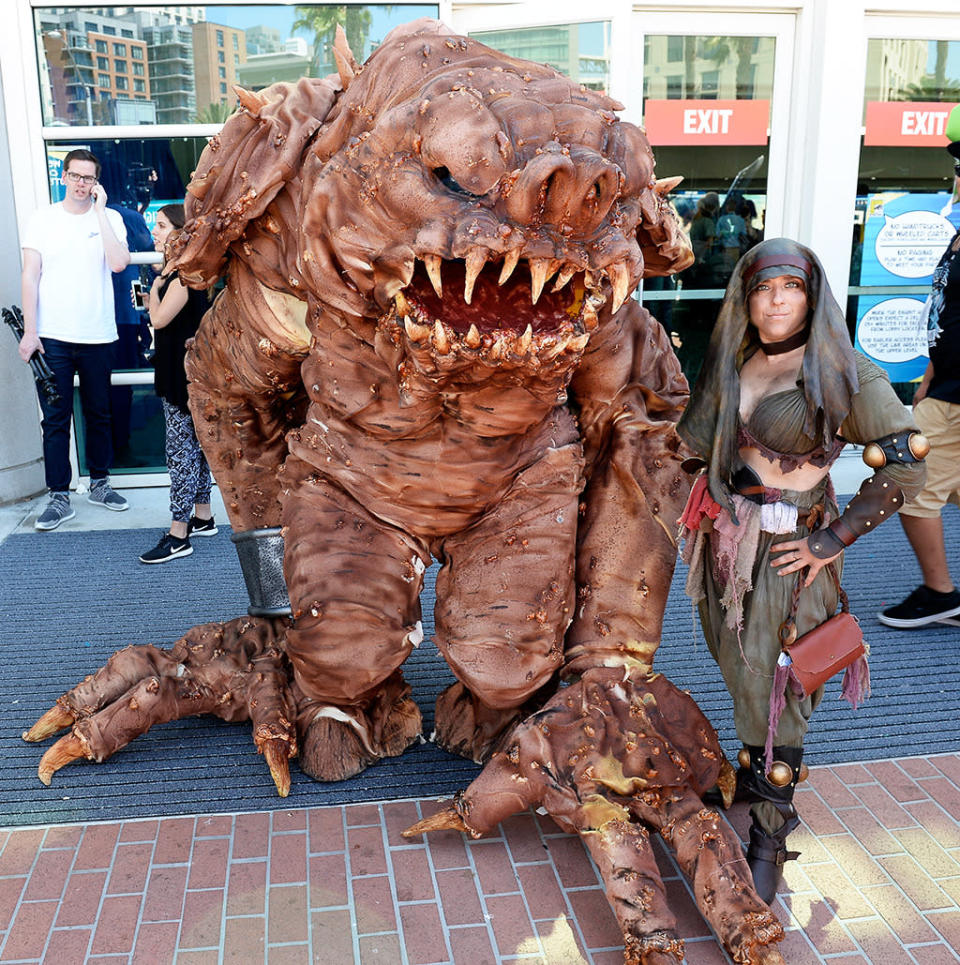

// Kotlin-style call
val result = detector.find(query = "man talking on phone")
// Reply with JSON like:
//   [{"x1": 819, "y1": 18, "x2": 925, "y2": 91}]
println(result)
[{"x1": 19, "y1": 149, "x2": 131, "y2": 530}]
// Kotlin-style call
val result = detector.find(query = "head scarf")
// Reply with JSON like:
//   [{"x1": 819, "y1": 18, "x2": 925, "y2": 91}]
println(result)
[{"x1": 676, "y1": 237, "x2": 859, "y2": 520}]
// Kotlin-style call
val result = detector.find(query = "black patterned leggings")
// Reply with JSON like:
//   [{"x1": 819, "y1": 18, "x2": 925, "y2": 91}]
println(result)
[{"x1": 163, "y1": 399, "x2": 212, "y2": 523}]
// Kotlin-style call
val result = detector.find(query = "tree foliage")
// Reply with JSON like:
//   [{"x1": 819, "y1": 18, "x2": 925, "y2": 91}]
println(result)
[{"x1": 292, "y1": 5, "x2": 373, "y2": 77}]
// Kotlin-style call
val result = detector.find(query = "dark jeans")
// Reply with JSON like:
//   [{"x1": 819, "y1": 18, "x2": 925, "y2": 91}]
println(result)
[{"x1": 38, "y1": 338, "x2": 116, "y2": 492}]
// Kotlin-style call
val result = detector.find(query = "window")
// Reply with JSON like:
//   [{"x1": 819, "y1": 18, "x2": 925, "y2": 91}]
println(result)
[
  {"x1": 218, "y1": 67, "x2": 226, "y2": 79},
  {"x1": 114, "y1": 60, "x2": 127, "y2": 74},
  {"x1": 121, "y1": 29, "x2": 133, "y2": 38},
  {"x1": 98, "y1": 74, "x2": 110, "y2": 88},
  {"x1": 131, "y1": 47, "x2": 143, "y2": 60},
  {"x1": 116, "y1": 75, "x2": 128, "y2": 90},
  {"x1": 218, "y1": 50, "x2": 225, "y2": 64},
  {"x1": 701, "y1": 69, "x2": 719, "y2": 98},
  {"x1": 233, "y1": 54, "x2": 239, "y2": 66},
  {"x1": 97, "y1": 56, "x2": 108, "y2": 71},
  {"x1": 220, "y1": 82, "x2": 227, "y2": 94},
  {"x1": 84, "y1": 21, "x2": 96, "y2": 32},
  {"x1": 666, "y1": 74, "x2": 683, "y2": 99},
  {"x1": 216, "y1": 30, "x2": 224, "y2": 47},
  {"x1": 133, "y1": 62, "x2": 144, "y2": 76},
  {"x1": 112, "y1": 42, "x2": 126, "y2": 57},
  {"x1": 134, "y1": 78, "x2": 145, "y2": 93},
  {"x1": 95, "y1": 39, "x2": 107, "y2": 53},
  {"x1": 667, "y1": 36, "x2": 684, "y2": 62},
  {"x1": 233, "y1": 35, "x2": 239, "y2": 50},
  {"x1": 101, "y1": 25, "x2": 115, "y2": 36}
]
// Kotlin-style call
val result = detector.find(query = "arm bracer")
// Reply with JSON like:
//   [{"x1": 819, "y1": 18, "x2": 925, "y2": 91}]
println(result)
[{"x1": 807, "y1": 431, "x2": 928, "y2": 559}]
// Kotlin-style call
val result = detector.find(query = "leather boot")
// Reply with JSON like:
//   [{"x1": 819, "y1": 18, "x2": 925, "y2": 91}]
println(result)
[
  {"x1": 739, "y1": 745, "x2": 805, "y2": 904},
  {"x1": 747, "y1": 807, "x2": 800, "y2": 904}
]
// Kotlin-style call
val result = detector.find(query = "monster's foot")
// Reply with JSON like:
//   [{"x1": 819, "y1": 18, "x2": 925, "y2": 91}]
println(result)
[
  {"x1": 623, "y1": 932, "x2": 685, "y2": 965},
  {"x1": 433, "y1": 682, "x2": 524, "y2": 763},
  {"x1": 406, "y1": 667, "x2": 785, "y2": 963},
  {"x1": 25, "y1": 618, "x2": 297, "y2": 794},
  {"x1": 297, "y1": 670, "x2": 422, "y2": 781}
]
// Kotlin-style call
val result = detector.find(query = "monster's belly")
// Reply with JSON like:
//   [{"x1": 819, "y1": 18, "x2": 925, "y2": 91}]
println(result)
[{"x1": 286, "y1": 400, "x2": 583, "y2": 538}]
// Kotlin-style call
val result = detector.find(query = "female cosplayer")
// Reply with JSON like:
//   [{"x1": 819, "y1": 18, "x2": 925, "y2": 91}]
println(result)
[{"x1": 677, "y1": 238, "x2": 926, "y2": 901}]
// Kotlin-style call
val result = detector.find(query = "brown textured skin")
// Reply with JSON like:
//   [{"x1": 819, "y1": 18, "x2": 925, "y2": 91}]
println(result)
[{"x1": 24, "y1": 20, "x2": 784, "y2": 962}]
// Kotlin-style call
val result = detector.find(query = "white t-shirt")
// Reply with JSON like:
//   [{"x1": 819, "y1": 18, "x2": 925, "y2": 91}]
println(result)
[{"x1": 21, "y1": 202, "x2": 128, "y2": 343}]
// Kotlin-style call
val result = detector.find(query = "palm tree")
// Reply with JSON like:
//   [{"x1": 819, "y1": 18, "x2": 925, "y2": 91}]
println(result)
[
  {"x1": 292, "y1": 5, "x2": 373, "y2": 77},
  {"x1": 194, "y1": 101, "x2": 235, "y2": 125},
  {"x1": 899, "y1": 76, "x2": 960, "y2": 102}
]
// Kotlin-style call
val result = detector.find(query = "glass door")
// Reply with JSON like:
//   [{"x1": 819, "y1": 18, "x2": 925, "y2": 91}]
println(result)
[
  {"x1": 630, "y1": 12, "x2": 796, "y2": 385},
  {"x1": 850, "y1": 26, "x2": 960, "y2": 402}
]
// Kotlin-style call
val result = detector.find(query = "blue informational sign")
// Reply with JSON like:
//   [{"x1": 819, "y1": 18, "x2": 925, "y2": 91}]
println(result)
[{"x1": 855, "y1": 192, "x2": 960, "y2": 382}]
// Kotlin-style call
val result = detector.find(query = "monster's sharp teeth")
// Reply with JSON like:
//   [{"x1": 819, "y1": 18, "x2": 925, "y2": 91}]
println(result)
[
  {"x1": 529, "y1": 258, "x2": 551, "y2": 305},
  {"x1": 552, "y1": 265, "x2": 577, "y2": 292},
  {"x1": 464, "y1": 250, "x2": 486, "y2": 305},
  {"x1": 544, "y1": 335, "x2": 569, "y2": 359},
  {"x1": 404, "y1": 316, "x2": 431, "y2": 342},
  {"x1": 568, "y1": 333, "x2": 590, "y2": 353},
  {"x1": 582, "y1": 301, "x2": 599, "y2": 331},
  {"x1": 607, "y1": 262, "x2": 631, "y2": 314},
  {"x1": 465, "y1": 324, "x2": 481, "y2": 348},
  {"x1": 499, "y1": 249, "x2": 520, "y2": 286},
  {"x1": 395, "y1": 291, "x2": 411, "y2": 316},
  {"x1": 584, "y1": 270, "x2": 600, "y2": 292},
  {"x1": 423, "y1": 254, "x2": 443, "y2": 298},
  {"x1": 489, "y1": 336, "x2": 506, "y2": 361},
  {"x1": 433, "y1": 319, "x2": 451, "y2": 354},
  {"x1": 517, "y1": 323, "x2": 533, "y2": 354}
]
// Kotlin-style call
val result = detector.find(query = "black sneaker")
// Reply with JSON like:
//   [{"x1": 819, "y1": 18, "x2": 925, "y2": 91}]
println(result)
[
  {"x1": 187, "y1": 515, "x2": 218, "y2": 537},
  {"x1": 139, "y1": 533, "x2": 193, "y2": 564},
  {"x1": 878, "y1": 585, "x2": 960, "y2": 629},
  {"x1": 35, "y1": 493, "x2": 75, "y2": 531}
]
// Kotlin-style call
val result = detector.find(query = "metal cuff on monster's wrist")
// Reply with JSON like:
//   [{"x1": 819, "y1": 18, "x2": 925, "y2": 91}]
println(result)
[
  {"x1": 807, "y1": 473, "x2": 905, "y2": 559},
  {"x1": 231, "y1": 527, "x2": 292, "y2": 617}
]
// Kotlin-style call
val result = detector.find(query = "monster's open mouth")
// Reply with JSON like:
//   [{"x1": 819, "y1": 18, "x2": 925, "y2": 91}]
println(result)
[{"x1": 388, "y1": 254, "x2": 631, "y2": 361}]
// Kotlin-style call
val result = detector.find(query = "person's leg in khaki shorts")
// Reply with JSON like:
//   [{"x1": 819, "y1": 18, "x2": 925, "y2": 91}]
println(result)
[{"x1": 879, "y1": 396, "x2": 960, "y2": 628}]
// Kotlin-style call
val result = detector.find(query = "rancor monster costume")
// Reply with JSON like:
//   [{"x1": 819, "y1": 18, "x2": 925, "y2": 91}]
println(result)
[{"x1": 25, "y1": 20, "x2": 786, "y2": 963}]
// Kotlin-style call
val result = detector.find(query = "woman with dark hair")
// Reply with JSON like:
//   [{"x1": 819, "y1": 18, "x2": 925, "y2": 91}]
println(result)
[
  {"x1": 677, "y1": 238, "x2": 927, "y2": 902},
  {"x1": 138, "y1": 203, "x2": 215, "y2": 564}
]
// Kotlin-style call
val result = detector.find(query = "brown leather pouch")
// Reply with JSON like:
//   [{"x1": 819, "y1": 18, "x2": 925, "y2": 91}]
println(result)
[{"x1": 777, "y1": 564, "x2": 865, "y2": 698}]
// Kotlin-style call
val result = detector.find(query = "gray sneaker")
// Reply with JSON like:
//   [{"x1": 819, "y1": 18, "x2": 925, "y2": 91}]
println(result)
[
  {"x1": 88, "y1": 479, "x2": 129, "y2": 512},
  {"x1": 35, "y1": 493, "x2": 75, "y2": 531}
]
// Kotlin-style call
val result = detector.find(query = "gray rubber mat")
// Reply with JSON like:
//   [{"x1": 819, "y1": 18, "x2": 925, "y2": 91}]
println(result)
[{"x1": 1, "y1": 512, "x2": 958, "y2": 828}]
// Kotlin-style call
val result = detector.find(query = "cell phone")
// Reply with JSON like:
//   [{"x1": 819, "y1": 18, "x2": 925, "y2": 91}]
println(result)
[{"x1": 131, "y1": 280, "x2": 146, "y2": 311}]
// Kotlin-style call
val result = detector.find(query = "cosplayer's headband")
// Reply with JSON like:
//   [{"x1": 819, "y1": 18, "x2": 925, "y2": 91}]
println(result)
[{"x1": 743, "y1": 253, "x2": 813, "y2": 294}]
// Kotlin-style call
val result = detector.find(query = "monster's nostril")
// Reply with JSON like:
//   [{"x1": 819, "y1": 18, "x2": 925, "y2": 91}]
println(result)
[{"x1": 433, "y1": 166, "x2": 474, "y2": 198}]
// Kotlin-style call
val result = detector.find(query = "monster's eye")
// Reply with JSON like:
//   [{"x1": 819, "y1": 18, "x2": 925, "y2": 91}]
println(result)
[{"x1": 432, "y1": 166, "x2": 478, "y2": 198}]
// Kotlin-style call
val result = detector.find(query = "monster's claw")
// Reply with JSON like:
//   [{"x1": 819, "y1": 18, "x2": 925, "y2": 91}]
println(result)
[
  {"x1": 37, "y1": 733, "x2": 89, "y2": 785},
  {"x1": 22, "y1": 703, "x2": 75, "y2": 742},
  {"x1": 261, "y1": 737, "x2": 292, "y2": 797},
  {"x1": 402, "y1": 805, "x2": 471, "y2": 838}
]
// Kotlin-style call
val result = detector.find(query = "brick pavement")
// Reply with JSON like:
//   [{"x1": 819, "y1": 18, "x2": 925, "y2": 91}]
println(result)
[{"x1": 1, "y1": 754, "x2": 959, "y2": 963}]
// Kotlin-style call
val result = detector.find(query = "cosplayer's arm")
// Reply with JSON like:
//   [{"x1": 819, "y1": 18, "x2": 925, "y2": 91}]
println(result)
[
  {"x1": 561, "y1": 299, "x2": 692, "y2": 675},
  {"x1": 807, "y1": 357, "x2": 927, "y2": 559}
]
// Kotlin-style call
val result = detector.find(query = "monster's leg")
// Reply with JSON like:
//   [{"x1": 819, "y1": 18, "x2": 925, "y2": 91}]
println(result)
[
  {"x1": 650, "y1": 795, "x2": 785, "y2": 963},
  {"x1": 280, "y1": 455, "x2": 429, "y2": 781},
  {"x1": 432, "y1": 442, "x2": 583, "y2": 762}
]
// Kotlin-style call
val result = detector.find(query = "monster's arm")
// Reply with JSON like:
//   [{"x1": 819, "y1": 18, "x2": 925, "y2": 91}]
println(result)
[{"x1": 564, "y1": 299, "x2": 692, "y2": 675}]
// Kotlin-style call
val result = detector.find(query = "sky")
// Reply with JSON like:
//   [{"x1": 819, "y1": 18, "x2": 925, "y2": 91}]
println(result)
[{"x1": 204, "y1": 4, "x2": 439, "y2": 55}]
